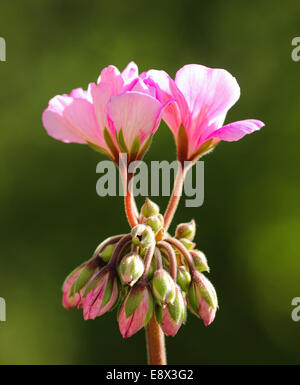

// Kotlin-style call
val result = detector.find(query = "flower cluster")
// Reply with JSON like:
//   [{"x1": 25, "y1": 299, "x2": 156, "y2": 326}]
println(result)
[
  {"x1": 62, "y1": 199, "x2": 217, "y2": 337},
  {"x1": 43, "y1": 61, "x2": 264, "y2": 340}
]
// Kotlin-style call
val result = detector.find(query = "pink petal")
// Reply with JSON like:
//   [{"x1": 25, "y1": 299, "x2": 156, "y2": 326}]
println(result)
[
  {"x1": 206, "y1": 119, "x2": 264, "y2": 142},
  {"x1": 107, "y1": 91, "x2": 162, "y2": 148},
  {"x1": 63, "y1": 98, "x2": 106, "y2": 148},
  {"x1": 146, "y1": 70, "x2": 187, "y2": 135},
  {"x1": 121, "y1": 61, "x2": 139, "y2": 84},
  {"x1": 97, "y1": 65, "x2": 124, "y2": 94},
  {"x1": 175, "y1": 64, "x2": 240, "y2": 125},
  {"x1": 42, "y1": 95, "x2": 86, "y2": 144},
  {"x1": 89, "y1": 82, "x2": 112, "y2": 133}
]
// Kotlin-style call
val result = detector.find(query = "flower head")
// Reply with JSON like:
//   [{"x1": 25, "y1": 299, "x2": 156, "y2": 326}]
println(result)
[
  {"x1": 42, "y1": 62, "x2": 164, "y2": 162},
  {"x1": 146, "y1": 64, "x2": 264, "y2": 161}
]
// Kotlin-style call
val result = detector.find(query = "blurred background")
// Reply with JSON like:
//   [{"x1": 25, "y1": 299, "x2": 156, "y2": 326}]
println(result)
[{"x1": 0, "y1": 0, "x2": 299, "y2": 365}]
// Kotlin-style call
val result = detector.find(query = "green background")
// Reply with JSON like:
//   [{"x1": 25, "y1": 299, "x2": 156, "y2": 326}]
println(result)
[{"x1": 0, "y1": 0, "x2": 299, "y2": 364}]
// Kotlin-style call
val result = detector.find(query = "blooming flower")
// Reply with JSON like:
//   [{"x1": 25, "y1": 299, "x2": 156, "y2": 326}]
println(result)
[
  {"x1": 42, "y1": 62, "x2": 164, "y2": 162},
  {"x1": 146, "y1": 64, "x2": 265, "y2": 161}
]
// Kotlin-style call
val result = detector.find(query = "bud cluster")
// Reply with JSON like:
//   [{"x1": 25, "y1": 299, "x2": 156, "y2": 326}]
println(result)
[{"x1": 62, "y1": 199, "x2": 218, "y2": 338}]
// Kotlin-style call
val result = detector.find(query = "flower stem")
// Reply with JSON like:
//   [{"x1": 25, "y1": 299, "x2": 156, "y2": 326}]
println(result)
[
  {"x1": 123, "y1": 170, "x2": 139, "y2": 228},
  {"x1": 163, "y1": 164, "x2": 187, "y2": 231},
  {"x1": 146, "y1": 313, "x2": 167, "y2": 365}
]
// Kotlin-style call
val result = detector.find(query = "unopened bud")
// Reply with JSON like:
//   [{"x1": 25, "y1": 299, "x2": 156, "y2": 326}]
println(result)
[
  {"x1": 156, "y1": 285, "x2": 186, "y2": 336},
  {"x1": 83, "y1": 269, "x2": 120, "y2": 320},
  {"x1": 118, "y1": 282, "x2": 153, "y2": 338},
  {"x1": 151, "y1": 269, "x2": 176, "y2": 306},
  {"x1": 187, "y1": 271, "x2": 218, "y2": 326},
  {"x1": 175, "y1": 220, "x2": 196, "y2": 240},
  {"x1": 144, "y1": 214, "x2": 163, "y2": 233},
  {"x1": 141, "y1": 198, "x2": 160, "y2": 218},
  {"x1": 176, "y1": 266, "x2": 191, "y2": 292},
  {"x1": 131, "y1": 224, "x2": 155, "y2": 248},
  {"x1": 191, "y1": 250, "x2": 209, "y2": 272},
  {"x1": 118, "y1": 253, "x2": 144, "y2": 286}
]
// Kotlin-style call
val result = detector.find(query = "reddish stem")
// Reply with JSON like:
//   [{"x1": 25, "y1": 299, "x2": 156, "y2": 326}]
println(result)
[
  {"x1": 163, "y1": 165, "x2": 186, "y2": 231},
  {"x1": 145, "y1": 314, "x2": 167, "y2": 365},
  {"x1": 123, "y1": 170, "x2": 138, "y2": 228}
]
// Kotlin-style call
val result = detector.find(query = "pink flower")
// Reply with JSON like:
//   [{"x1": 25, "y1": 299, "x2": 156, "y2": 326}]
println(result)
[
  {"x1": 146, "y1": 64, "x2": 265, "y2": 161},
  {"x1": 42, "y1": 62, "x2": 164, "y2": 161},
  {"x1": 118, "y1": 282, "x2": 153, "y2": 338},
  {"x1": 82, "y1": 269, "x2": 119, "y2": 320}
]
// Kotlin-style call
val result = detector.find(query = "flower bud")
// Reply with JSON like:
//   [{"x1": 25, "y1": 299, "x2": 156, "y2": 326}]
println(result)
[
  {"x1": 151, "y1": 269, "x2": 176, "y2": 306},
  {"x1": 176, "y1": 266, "x2": 191, "y2": 292},
  {"x1": 131, "y1": 224, "x2": 155, "y2": 248},
  {"x1": 187, "y1": 271, "x2": 218, "y2": 326},
  {"x1": 156, "y1": 285, "x2": 186, "y2": 336},
  {"x1": 82, "y1": 269, "x2": 119, "y2": 320},
  {"x1": 141, "y1": 198, "x2": 160, "y2": 218},
  {"x1": 175, "y1": 220, "x2": 196, "y2": 240},
  {"x1": 144, "y1": 214, "x2": 163, "y2": 233},
  {"x1": 118, "y1": 282, "x2": 153, "y2": 338},
  {"x1": 99, "y1": 244, "x2": 116, "y2": 263},
  {"x1": 180, "y1": 238, "x2": 196, "y2": 250},
  {"x1": 191, "y1": 250, "x2": 209, "y2": 272},
  {"x1": 118, "y1": 253, "x2": 144, "y2": 286},
  {"x1": 62, "y1": 258, "x2": 100, "y2": 310}
]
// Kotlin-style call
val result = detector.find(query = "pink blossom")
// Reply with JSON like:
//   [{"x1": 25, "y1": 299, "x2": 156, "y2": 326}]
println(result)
[
  {"x1": 146, "y1": 64, "x2": 264, "y2": 161},
  {"x1": 42, "y1": 62, "x2": 164, "y2": 161}
]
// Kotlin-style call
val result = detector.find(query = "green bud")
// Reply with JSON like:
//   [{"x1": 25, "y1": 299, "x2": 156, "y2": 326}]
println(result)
[
  {"x1": 99, "y1": 244, "x2": 115, "y2": 263},
  {"x1": 131, "y1": 224, "x2": 155, "y2": 248},
  {"x1": 151, "y1": 269, "x2": 176, "y2": 306},
  {"x1": 118, "y1": 253, "x2": 144, "y2": 286},
  {"x1": 180, "y1": 238, "x2": 196, "y2": 250},
  {"x1": 191, "y1": 250, "x2": 209, "y2": 272},
  {"x1": 145, "y1": 215, "x2": 163, "y2": 233},
  {"x1": 175, "y1": 220, "x2": 196, "y2": 240},
  {"x1": 176, "y1": 266, "x2": 191, "y2": 292},
  {"x1": 141, "y1": 198, "x2": 160, "y2": 218}
]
